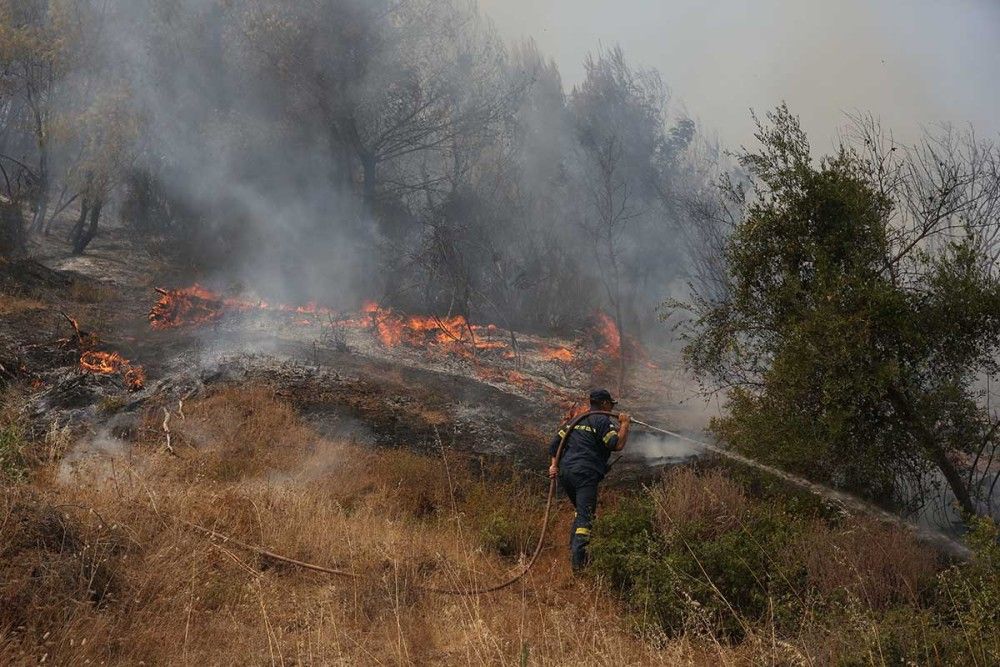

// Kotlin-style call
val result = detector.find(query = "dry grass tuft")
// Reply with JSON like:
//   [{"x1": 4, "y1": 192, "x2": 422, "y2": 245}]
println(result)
[
  {"x1": 0, "y1": 293, "x2": 44, "y2": 315},
  {"x1": 652, "y1": 466, "x2": 749, "y2": 539},
  {"x1": 784, "y1": 516, "x2": 937, "y2": 609},
  {"x1": 0, "y1": 488, "x2": 120, "y2": 634},
  {"x1": 68, "y1": 280, "x2": 115, "y2": 304},
  {"x1": 157, "y1": 385, "x2": 317, "y2": 481}
]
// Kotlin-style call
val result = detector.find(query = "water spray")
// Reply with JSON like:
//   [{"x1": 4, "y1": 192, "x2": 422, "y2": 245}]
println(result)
[{"x1": 628, "y1": 418, "x2": 970, "y2": 559}]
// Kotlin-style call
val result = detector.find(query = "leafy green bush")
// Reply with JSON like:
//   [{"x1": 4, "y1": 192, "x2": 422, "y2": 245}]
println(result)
[
  {"x1": 589, "y1": 466, "x2": 952, "y2": 656},
  {"x1": 466, "y1": 474, "x2": 544, "y2": 561},
  {"x1": 0, "y1": 423, "x2": 27, "y2": 482},
  {"x1": 590, "y1": 489, "x2": 805, "y2": 639},
  {"x1": 932, "y1": 517, "x2": 1000, "y2": 664}
]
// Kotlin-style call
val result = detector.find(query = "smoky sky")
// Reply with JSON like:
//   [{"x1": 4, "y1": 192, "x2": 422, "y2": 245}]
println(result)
[{"x1": 479, "y1": 0, "x2": 1000, "y2": 151}]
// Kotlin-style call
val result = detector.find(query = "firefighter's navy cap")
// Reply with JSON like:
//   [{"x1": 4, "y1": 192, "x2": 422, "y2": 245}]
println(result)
[{"x1": 589, "y1": 388, "x2": 617, "y2": 405}]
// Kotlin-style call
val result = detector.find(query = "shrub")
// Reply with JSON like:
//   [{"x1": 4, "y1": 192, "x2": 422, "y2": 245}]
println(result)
[
  {"x1": 783, "y1": 516, "x2": 935, "y2": 610},
  {"x1": 0, "y1": 423, "x2": 27, "y2": 482},
  {"x1": 652, "y1": 467, "x2": 748, "y2": 540},
  {"x1": 933, "y1": 517, "x2": 1000, "y2": 663},
  {"x1": 591, "y1": 465, "x2": 947, "y2": 646},
  {"x1": 593, "y1": 470, "x2": 808, "y2": 639},
  {"x1": 467, "y1": 474, "x2": 544, "y2": 562}
]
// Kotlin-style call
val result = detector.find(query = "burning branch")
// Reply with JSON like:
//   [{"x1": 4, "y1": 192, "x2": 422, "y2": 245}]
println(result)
[
  {"x1": 63, "y1": 313, "x2": 146, "y2": 391},
  {"x1": 80, "y1": 351, "x2": 146, "y2": 391}
]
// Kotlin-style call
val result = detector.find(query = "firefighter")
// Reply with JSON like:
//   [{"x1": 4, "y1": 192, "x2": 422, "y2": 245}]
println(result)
[{"x1": 547, "y1": 388, "x2": 630, "y2": 571}]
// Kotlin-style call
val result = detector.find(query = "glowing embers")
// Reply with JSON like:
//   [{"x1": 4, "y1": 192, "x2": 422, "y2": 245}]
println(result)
[
  {"x1": 539, "y1": 345, "x2": 575, "y2": 363},
  {"x1": 79, "y1": 350, "x2": 146, "y2": 391}
]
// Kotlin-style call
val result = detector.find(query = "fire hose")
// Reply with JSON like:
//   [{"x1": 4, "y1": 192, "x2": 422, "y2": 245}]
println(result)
[
  {"x1": 180, "y1": 409, "x2": 969, "y2": 592},
  {"x1": 182, "y1": 410, "x2": 615, "y2": 595}
]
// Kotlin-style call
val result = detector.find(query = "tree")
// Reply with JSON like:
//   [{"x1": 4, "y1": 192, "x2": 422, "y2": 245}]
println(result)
[
  {"x1": 0, "y1": 0, "x2": 78, "y2": 234},
  {"x1": 64, "y1": 81, "x2": 138, "y2": 254},
  {"x1": 682, "y1": 105, "x2": 1000, "y2": 518},
  {"x1": 240, "y1": 0, "x2": 518, "y2": 214},
  {"x1": 570, "y1": 47, "x2": 680, "y2": 392}
]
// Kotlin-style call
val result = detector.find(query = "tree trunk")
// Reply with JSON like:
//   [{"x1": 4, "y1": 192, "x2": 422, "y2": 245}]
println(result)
[
  {"x1": 42, "y1": 186, "x2": 73, "y2": 236},
  {"x1": 72, "y1": 198, "x2": 101, "y2": 255},
  {"x1": 68, "y1": 198, "x2": 89, "y2": 246},
  {"x1": 0, "y1": 200, "x2": 27, "y2": 257},
  {"x1": 887, "y1": 384, "x2": 978, "y2": 517},
  {"x1": 29, "y1": 148, "x2": 48, "y2": 234}
]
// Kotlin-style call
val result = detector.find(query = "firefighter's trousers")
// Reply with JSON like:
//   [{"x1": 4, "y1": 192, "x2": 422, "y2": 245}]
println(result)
[{"x1": 558, "y1": 467, "x2": 601, "y2": 571}]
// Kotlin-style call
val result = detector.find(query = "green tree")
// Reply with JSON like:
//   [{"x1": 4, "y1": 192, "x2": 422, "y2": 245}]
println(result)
[{"x1": 682, "y1": 105, "x2": 1000, "y2": 517}]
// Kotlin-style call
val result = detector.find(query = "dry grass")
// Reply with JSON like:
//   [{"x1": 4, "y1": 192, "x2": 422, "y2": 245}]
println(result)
[
  {"x1": 785, "y1": 516, "x2": 937, "y2": 609},
  {"x1": 1, "y1": 385, "x2": 733, "y2": 665},
  {"x1": 652, "y1": 467, "x2": 749, "y2": 539},
  {"x1": 0, "y1": 293, "x2": 45, "y2": 316},
  {"x1": 68, "y1": 280, "x2": 116, "y2": 304}
]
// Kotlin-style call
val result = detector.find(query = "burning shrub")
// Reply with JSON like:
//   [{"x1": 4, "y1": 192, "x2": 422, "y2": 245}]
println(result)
[{"x1": 79, "y1": 350, "x2": 146, "y2": 391}]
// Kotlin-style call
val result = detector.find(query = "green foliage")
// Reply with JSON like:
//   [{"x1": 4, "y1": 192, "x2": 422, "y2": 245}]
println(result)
[
  {"x1": 683, "y1": 104, "x2": 1000, "y2": 513},
  {"x1": 590, "y1": 491, "x2": 805, "y2": 640},
  {"x1": 589, "y1": 469, "x2": 1000, "y2": 661},
  {"x1": 477, "y1": 510, "x2": 534, "y2": 561},
  {"x1": 0, "y1": 423, "x2": 27, "y2": 482},
  {"x1": 933, "y1": 518, "x2": 1000, "y2": 663},
  {"x1": 467, "y1": 474, "x2": 543, "y2": 561}
]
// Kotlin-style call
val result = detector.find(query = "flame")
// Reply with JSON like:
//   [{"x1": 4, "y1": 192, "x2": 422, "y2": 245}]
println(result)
[
  {"x1": 539, "y1": 346, "x2": 574, "y2": 362},
  {"x1": 360, "y1": 302, "x2": 517, "y2": 357},
  {"x1": 148, "y1": 286, "x2": 583, "y2": 369},
  {"x1": 150, "y1": 284, "x2": 233, "y2": 329},
  {"x1": 149, "y1": 284, "x2": 334, "y2": 330},
  {"x1": 594, "y1": 311, "x2": 621, "y2": 357},
  {"x1": 80, "y1": 350, "x2": 145, "y2": 390}
]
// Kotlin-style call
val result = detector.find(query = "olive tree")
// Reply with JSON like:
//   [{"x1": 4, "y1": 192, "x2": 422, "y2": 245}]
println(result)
[{"x1": 681, "y1": 105, "x2": 1000, "y2": 517}]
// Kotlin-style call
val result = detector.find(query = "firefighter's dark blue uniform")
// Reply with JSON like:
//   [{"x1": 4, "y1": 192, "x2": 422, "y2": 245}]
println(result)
[{"x1": 548, "y1": 412, "x2": 620, "y2": 570}]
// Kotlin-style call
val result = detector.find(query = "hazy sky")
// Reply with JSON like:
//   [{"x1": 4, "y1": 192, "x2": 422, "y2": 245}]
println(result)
[{"x1": 479, "y1": 0, "x2": 1000, "y2": 151}]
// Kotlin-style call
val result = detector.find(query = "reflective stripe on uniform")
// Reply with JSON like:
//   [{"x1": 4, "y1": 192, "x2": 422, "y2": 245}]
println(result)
[
  {"x1": 558, "y1": 429, "x2": 568, "y2": 439},
  {"x1": 574, "y1": 527, "x2": 591, "y2": 536},
  {"x1": 603, "y1": 430, "x2": 618, "y2": 445},
  {"x1": 573, "y1": 424, "x2": 596, "y2": 433}
]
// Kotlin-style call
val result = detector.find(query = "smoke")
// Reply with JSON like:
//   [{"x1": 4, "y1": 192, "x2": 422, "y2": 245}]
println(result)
[
  {"x1": 99, "y1": 0, "x2": 373, "y2": 307},
  {"x1": 625, "y1": 431, "x2": 702, "y2": 464},
  {"x1": 480, "y1": 0, "x2": 1000, "y2": 150},
  {"x1": 58, "y1": 427, "x2": 129, "y2": 484}
]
